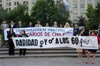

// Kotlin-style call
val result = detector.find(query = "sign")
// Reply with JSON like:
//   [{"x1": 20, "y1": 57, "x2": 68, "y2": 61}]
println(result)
[
  {"x1": 4, "y1": 27, "x2": 73, "y2": 40},
  {"x1": 12, "y1": 36, "x2": 98, "y2": 49}
]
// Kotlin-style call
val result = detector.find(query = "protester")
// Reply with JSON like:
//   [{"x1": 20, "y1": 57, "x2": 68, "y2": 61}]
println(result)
[
  {"x1": 81, "y1": 28, "x2": 89, "y2": 36},
  {"x1": 35, "y1": 21, "x2": 42, "y2": 27},
  {"x1": 53, "y1": 21, "x2": 58, "y2": 28},
  {"x1": 0, "y1": 20, "x2": 9, "y2": 46},
  {"x1": 27, "y1": 22, "x2": 33, "y2": 27},
  {"x1": 86, "y1": 30, "x2": 100, "y2": 64},
  {"x1": 9, "y1": 21, "x2": 16, "y2": 28},
  {"x1": 98, "y1": 24, "x2": 100, "y2": 37},
  {"x1": 46, "y1": 23, "x2": 49, "y2": 27},
  {"x1": 19, "y1": 30, "x2": 28, "y2": 56},
  {"x1": 60, "y1": 24, "x2": 63, "y2": 28},
  {"x1": 73, "y1": 24, "x2": 79, "y2": 36},
  {"x1": 7, "y1": 28, "x2": 16, "y2": 56},
  {"x1": 17, "y1": 21, "x2": 23, "y2": 28},
  {"x1": 64, "y1": 22, "x2": 70, "y2": 28},
  {"x1": 81, "y1": 28, "x2": 88, "y2": 55},
  {"x1": 76, "y1": 30, "x2": 83, "y2": 62}
]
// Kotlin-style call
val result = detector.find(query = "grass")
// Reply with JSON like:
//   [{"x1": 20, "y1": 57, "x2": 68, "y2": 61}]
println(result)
[{"x1": 0, "y1": 34, "x2": 1, "y2": 38}]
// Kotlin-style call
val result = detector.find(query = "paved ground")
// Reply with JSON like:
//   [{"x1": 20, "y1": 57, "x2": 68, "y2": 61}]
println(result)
[{"x1": 0, "y1": 58, "x2": 100, "y2": 66}]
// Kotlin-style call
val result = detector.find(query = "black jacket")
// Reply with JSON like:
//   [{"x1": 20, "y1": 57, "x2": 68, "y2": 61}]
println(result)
[
  {"x1": 7, "y1": 32, "x2": 16, "y2": 40},
  {"x1": 9, "y1": 24, "x2": 16, "y2": 28}
]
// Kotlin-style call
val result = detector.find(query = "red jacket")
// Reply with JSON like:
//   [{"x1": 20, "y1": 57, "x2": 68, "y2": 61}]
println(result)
[{"x1": 90, "y1": 34, "x2": 100, "y2": 44}]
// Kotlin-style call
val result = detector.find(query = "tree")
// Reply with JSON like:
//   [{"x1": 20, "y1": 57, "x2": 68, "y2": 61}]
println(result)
[
  {"x1": 57, "y1": 3, "x2": 71, "y2": 26},
  {"x1": 31, "y1": 0, "x2": 49, "y2": 26},
  {"x1": 7, "y1": 4, "x2": 30, "y2": 26},
  {"x1": 31, "y1": 0, "x2": 71, "y2": 26},
  {"x1": 0, "y1": 7, "x2": 8, "y2": 24},
  {"x1": 85, "y1": 3, "x2": 95, "y2": 30},
  {"x1": 94, "y1": 2, "x2": 100, "y2": 28}
]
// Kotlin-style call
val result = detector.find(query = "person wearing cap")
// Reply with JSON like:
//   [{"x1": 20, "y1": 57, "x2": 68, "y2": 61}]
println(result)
[{"x1": 19, "y1": 30, "x2": 28, "y2": 56}]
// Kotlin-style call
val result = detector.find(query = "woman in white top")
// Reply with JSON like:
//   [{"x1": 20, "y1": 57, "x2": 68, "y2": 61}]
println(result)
[
  {"x1": 76, "y1": 30, "x2": 83, "y2": 62},
  {"x1": 64, "y1": 22, "x2": 70, "y2": 28}
]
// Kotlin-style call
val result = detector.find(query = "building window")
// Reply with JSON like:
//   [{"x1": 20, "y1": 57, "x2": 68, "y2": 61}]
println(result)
[
  {"x1": 95, "y1": 3, "x2": 97, "y2": 7},
  {"x1": 0, "y1": 0, "x2": 2, "y2": 2},
  {"x1": 17, "y1": 2, "x2": 19, "y2": 5},
  {"x1": 14, "y1": 7, "x2": 16, "y2": 9},
  {"x1": 73, "y1": 4, "x2": 77, "y2": 8},
  {"x1": 6, "y1": 2, "x2": 9, "y2": 6},
  {"x1": 14, "y1": 2, "x2": 16, "y2": 6},
  {"x1": 9, "y1": 2, "x2": 11, "y2": 6},
  {"x1": 73, "y1": 10, "x2": 78, "y2": 14},
  {"x1": 23, "y1": 1, "x2": 25, "y2": 4},
  {"x1": 26, "y1": 1, "x2": 28, "y2": 4},
  {"x1": 73, "y1": 0, "x2": 77, "y2": 2},
  {"x1": 7, "y1": 0, "x2": 11, "y2": 1},
  {"x1": 0, "y1": 4, "x2": 2, "y2": 7},
  {"x1": 23, "y1": 1, "x2": 28, "y2": 4},
  {"x1": 80, "y1": 3, "x2": 85, "y2": 8},
  {"x1": 88, "y1": 0, "x2": 92, "y2": 2},
  {"x1": 6, "y1": 8, "x2": 8, "y2": 11},
  {"x1": 73, "y1": 16, "x2": 77, "y2": 21},
  {"x1": 80, "y1": 10, "x2": 85, "y2": 14},
  {"x1": 95, "y1": 0, "x2": 98, "y2": 2},
  {"x1": 81, "y1": 0, "x2": 85, "y2": 2},
  {"x1": 9, "y1": 8, "x2": 11, "y2": 10}
]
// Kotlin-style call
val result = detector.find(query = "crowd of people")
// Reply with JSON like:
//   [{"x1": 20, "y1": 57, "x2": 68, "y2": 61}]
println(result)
[{"x1": 0, "y1": 20, "x2": 100, "y2": 64}]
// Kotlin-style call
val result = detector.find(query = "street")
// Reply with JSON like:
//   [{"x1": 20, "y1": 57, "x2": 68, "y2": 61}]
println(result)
[{"x1": 0, "y1": 58, "x2": 100, "y2": 66}]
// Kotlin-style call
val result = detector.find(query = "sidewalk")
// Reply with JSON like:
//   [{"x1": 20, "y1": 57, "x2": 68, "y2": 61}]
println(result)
[{"x1": 0, "y1": 58, "x2": 100, "y2": 66}]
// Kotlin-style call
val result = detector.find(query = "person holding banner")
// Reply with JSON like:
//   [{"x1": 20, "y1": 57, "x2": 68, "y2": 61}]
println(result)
[
  {"x1": 76, "y1": 30, "x2": 83, "y2": 62},
  {"x1": 73, "y1": 24, "x2": 79, "y2": 36},
  {"x1": 19, "y1": 30, "x2": 28, "y2": 56},
  {"x1": 46, "y1": 23, "x2": 49, "y2": 27},
  {"x1": 17, "y1": 21, "x2": 23, "y2": 28},
  {"x1": 86, "y1": 30, "x2": 100, "y2": 64},
  {"x1": 9, "y1": 21, "x2": 16, "y2": 28},
  {"x1": 7, "y1": 28, "x2": 16, "y2": 56},
  {"x1": 60, "y1": 24, "x2": 63, "y2": 28},
  {"x1": 64, "y1": 22, "x2": 70, "y2": 28},
  {"x1": 35, "y1": 21, "x2": 42, "y2": 27},
  {"x1": 53, "y1": 21, "x2": 58, "y2": 28},
  {"x1": 27, "y1": 22, "x2": 34, "y2": 27},
  {"x1": 0, "y1": 20, "x2": 9, "y2": 46},
  {"x1": 98, "y1": 24, "x2": 100, "y2": 37}
]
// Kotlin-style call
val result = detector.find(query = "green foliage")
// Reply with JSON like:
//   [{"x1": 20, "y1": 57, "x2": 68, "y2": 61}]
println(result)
[
  {"x1": 0, "y1": 7, "x2": 8, "y2": 24},
  {"x1": 7, "y1": 4, "x2": 30, "y2": 26},
  {"x1": 57, "y1": 3, "x2": 71, "y2": 26},
  {"x1": 86, "y1": 2, "x2": 100, "y2": 30},
  {"x1": 31, "y1": 0, "x2": 49, "y2": 26},
  {"x1": 31, "y1": 0, "x2": 71, "y2": 26},
  {"x1": 0, "y1": 34, "x2": 1, "y2": 38},
  {"x1": 0, "y1": 0, "x2": 71, "y2": 27}
]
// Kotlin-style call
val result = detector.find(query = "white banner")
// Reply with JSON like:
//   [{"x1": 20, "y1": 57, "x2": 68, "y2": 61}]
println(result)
[
  {"x1": 4, "y1": 27, "x2": 73, "y2": 40},
  {"x1": 12, "y1": 36, "x2": 98, "y2": 49}
]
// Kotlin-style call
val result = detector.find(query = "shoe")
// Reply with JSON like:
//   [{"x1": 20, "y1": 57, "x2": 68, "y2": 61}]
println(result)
[
  {"x1": 85, "y1": 62, "x2": 88, "y2": 64},
  {"x1": 92, "y1": 62, "x2": 94, "y2": 64}
]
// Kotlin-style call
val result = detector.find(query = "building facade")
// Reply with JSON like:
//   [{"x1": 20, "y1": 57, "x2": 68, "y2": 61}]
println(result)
[
  {"x1": 69, "y1": 0, "x2": 99, "y2": 24},
  {"x1": 0, "y1": 0, "x2": 37, "y2": 11},
  {"x1": 0, "y1": 0, "x2": 61, "y2": 11}
]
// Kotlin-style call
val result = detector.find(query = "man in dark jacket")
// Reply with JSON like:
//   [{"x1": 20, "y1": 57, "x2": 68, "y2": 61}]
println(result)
[
  {"x1": 17, "y1": 21, "x2": 23, "y2": 28},
  {"x1": 9, "y1": 21, "x2": 16, "y2": 28},
  {"x1": 73, "y1": 24, "x2": 79, "y2": 36}
]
